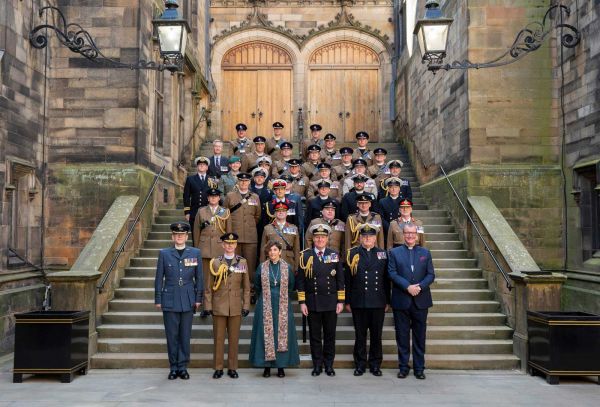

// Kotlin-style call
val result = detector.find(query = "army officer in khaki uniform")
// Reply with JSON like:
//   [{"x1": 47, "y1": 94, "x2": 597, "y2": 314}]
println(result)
[
  {"x1": 205, "y1": 233, "x2": 251, "y2": 379},
  {"x1": 305, "y1": 200, "x2": 345, "y2": 257},
  {"x1": 260, "y1": 202, "x2": 301, "y2": 270}
]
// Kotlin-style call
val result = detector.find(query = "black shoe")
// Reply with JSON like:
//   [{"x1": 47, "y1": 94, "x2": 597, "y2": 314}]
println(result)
[
  {"x1": 263, "y1": 367, "x2": 271, "y2": 378},
  {"x1": 311, "y1": 367, "x2": 322, "y2": 376},
  {"x1": 353, "y1": 368, "x2": 364, "y2": 376},
  {"x1": 277, "y1": 368, "x2": 285, "y2": 378},
  {"x1": 178, "y1": 370, "x2": 190, "y2": 380},
  {"x1": 325, "y1": 367, "x2": 336, "y2": 376},
  {"x1": 228, "y1": 369, "x2": 239, "y2": 379},
  {"x1": 168, "y1": 370, "x2": 178, "y2": 380},
  {"x1": 371, "y1": 368, "x2": 382, "y2": 377},
  {"x1": 414, "y1": 372, "x2": 426, "y2": 380},
  {"x1": 213, "y1": 370, "x2": 223, "y2": 379},
  {"x1": 397, "y1": 371, "x2": 408, "y2": 379}
]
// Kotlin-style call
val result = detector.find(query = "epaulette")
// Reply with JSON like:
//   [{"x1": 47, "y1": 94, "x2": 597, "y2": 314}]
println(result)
[{"x1": 236, "y1": 255, "x2": 243, "y2": 260}]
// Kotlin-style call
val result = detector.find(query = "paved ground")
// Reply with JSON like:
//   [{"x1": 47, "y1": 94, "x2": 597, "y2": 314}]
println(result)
[{"x1": 0, "y1": 355, "x2": 598, "y2": 406}]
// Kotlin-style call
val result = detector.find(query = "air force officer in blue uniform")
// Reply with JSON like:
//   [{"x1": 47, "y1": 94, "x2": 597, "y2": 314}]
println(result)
[
  {"x1": 155, "y1": 221, "x2": 203, "y2": 380},
  {"x1": 388, "y1": 222, "x2": 435, "y2": 380}
]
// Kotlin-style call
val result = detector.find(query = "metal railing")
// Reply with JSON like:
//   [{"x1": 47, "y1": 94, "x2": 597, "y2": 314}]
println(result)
[
  {"x1": 97, "y1": 165, "x2": 166, "y2": 293},
  {"x1": 440, "y1": 166, "x2": 513, "y2": 291}
]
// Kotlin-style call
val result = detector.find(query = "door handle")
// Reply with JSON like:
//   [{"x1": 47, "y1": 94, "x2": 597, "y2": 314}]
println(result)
[
  {"x1": 258, "y1": 111, "x2": 263, "y2": 119},
  {"x1": 251, "y1": 112, "x2": 256, "y2": 118},
  {"x1": 346, "y1": 112, "x2": 351, "y2": 118},
  {"x1": 339, "y1": 112, "x2": 343, "y2": 119}
]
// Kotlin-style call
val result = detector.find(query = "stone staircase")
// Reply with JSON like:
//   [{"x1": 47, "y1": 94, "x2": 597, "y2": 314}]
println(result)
[{"x1": 91, "y1": 143, "x2": 519, "y2": 370}]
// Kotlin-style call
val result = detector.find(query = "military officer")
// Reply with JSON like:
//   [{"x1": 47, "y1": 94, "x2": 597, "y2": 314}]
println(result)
[
  {"x1": 219, "y1": 156, "x2": 242, "y2": 195},
  {"x1": 154, "y1": 221, "x2": 203, "y2": 380},
  {"x1": 344, "y1": 224, "x2": 390, "y2": 377},
  {"x1": 265, "y1": 179, "x2": 301, "y2": 228},
  {"x1": 241, "y1": 136, "x2": 269, "y2": 173},
  {"x1": 280, "y1": 174, "x2": 305, "y2": 244},
  {"x1": 305, "y1": 200, "x2": 345, "y2": 256},
  {"x1": 302, "y1": 145, "x2": 323, "y2": 179},
  {"x1": 387, "y1": 199, "x2": 426, "y2": 249},
  {"x1": 367, "y1": 148, "x2": 389, "y2": 185},
  {"x1": 271, "y1": 141, "x2": 294, "y2": 177},
  {"x1": 301, "y1": 123, "x2": 324, "y2": 160},
  {"x1": 351, "y1": 131, "x2": 373, "y2": 166},
  {"x1": 333, "y1": 147, "x2": 354, "y2": 181},
  {"x1": 345, "y1": 195, "x2": 385, "y2": 252},
  {"x1": 229, "y1": 123, "x2": 255, "y2": 155},
  {"x1": 320, "y1": 133, "x2": 342, "y2": 168},
  {"x1": 307, "y1": 163, "x2": 341, "y2": 199},
  {"x1": 340, "y1": 175, "x2": 378, "y2": 221},
  {"x1": 297, "y1": 224, "x2": 344, "y2": 376},
  {"x1": 306, "y1": 180, "x2": 338, "y2": 226},
  {"x1": 267, "y1": 121, "x2": 287, "y2": 161},
  {"x1": 260, "y1": 202, "x2": 301, "y2": 269},
  {"x1": 378, "y1": 159, "x2": 412, "y2": 201},
  {"x1": 284, "y1": 159, "x2": 309, "y2": 197},
  {"x1": 205, "y1": 232, "x2": 251, "y2": 379},
  {"x1": 342, "y1": 159, "x2": 378, "y2": 196},
  {"x1": 193, "y1": 188, "x2": 232, "y2": 275},
  {"x1": 378, "y1": 177, "x2": 403, "y2": 239},
  {"x1": 223, "y1": 173, "x2": 261, "y2": 286},
  {"x1": 183, "y1": 156, "x2": 218, "y2": 245}
]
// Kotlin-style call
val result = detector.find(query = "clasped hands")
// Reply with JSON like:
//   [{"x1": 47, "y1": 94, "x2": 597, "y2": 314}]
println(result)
[{"x1": 407, "y1": 284, "x2": 421, "y2": 297}]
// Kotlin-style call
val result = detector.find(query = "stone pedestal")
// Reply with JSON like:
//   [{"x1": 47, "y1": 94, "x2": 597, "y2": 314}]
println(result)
[
  {"x1": 46, "y1": 271, "x2": 101, "y2": 360},
  {"x1": 510, "y1": 272, "x2": 567, "y2": 372}
]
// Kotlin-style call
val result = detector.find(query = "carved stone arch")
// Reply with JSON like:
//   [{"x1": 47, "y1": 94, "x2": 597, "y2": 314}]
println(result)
[
  {"x1": 222, "y1": 41, "x2": 293, "y2": 69},
  {"x1": 309, "y1": 41, "x2": 380, "y2": 68}
]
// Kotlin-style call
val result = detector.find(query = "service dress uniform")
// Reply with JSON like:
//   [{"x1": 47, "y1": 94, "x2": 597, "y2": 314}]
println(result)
[
  {"x1": 205, "y1": 233, "x2": 251, "y2": 379},
  {"x1": 154, "y1": 222, "x2": 203, "y2": 378},
  {"x1": 183, "y1": 157, "x2": 218, "y2": 244},
  {"x1": 223, "y1": 174, "x2": 261, "y2": 281},
  {"x1": 260, "y1": 204, "x2": 301, "y2": 270},
  {"x1": 229, "y1": 123, "x2": 255, "y2": 155},
  {"x1": 193, "y1": 192, "x2": 232, "y2": 275},
  {"x1": 287, "y1": 172, "x2": 310, "y2": 198},
  {"x1": 302, "y1": 159, "x2": 322, "y2": 180},
  {"x1": 345, "y1": 205, "x2": 385, "y2": 251},
  {"x1": 266, "y1": 122, "x2": 287, "y2": 162},
  {"x1": 305, "y1": 217, "x2": 345, "y2": 256},
  {"x1": 344, "y1": 225, "x2": 390, "y2": 376},
  {"x1": 387, "y1": 199, "x2": 426, "y2": 249},
  {"x1": 307, "y1": 176, "x2": 341, "y2": 200},
  {"x1": 301, "y1": 124, "x2": 324, "y2": 160},
  {"x1": 297, "y1": 225, "x2": 344, "y2": 375}
]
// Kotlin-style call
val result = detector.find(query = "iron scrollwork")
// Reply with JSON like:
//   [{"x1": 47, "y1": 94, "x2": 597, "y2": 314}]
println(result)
[
  {"x1": 427, "y1": 4, "x2": 580, "y2": 73},
  {"x1": 29, "y1": 6, "x2": 169, "y2": 71}
]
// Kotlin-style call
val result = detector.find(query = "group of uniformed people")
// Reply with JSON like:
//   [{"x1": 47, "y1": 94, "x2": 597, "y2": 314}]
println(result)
[{"x1": 155, "y1": 121, "x2": 435, "y2": 381}]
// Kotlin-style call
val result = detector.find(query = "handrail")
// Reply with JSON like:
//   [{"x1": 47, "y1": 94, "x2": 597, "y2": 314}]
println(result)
[
  {"x1": 97, "y1": 165, "x2": 166, "y2": 292},
  {"x1": 7, "y1": 247, "x2": 51, "y2": 310},
  {"x1": 440, "y1": 166, "x2": 513, "y2": 291}
]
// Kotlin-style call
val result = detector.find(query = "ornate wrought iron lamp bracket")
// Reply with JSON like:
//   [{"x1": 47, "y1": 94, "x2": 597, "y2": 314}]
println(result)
[
  {"x1": 426, "y1": 4, "x2": 580, "y2": 73},
  {"x1": 29, "y1": 6, "x2": 179, "y2": 72}
]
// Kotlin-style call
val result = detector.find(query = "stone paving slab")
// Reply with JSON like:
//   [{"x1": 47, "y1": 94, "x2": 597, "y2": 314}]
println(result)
[{"x1": 0, "y1": 356, "x2": 598, "y2": 406}]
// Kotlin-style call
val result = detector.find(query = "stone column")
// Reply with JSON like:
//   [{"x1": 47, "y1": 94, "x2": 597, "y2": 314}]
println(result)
[
  {"x1": 46, "y1": 271, "x2": 102, "y2": 360},
  {"x1": 510, "y1": 272, "x2": 567, "y2": 372}
]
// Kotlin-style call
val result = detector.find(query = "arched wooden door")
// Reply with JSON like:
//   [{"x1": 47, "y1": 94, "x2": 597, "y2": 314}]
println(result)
[
  {"x1": 308, "y1": 41, "x2": 380, "y2": 142},
  {"x1": 221, "y1": 42, "x2": 293, "y2": 139}
]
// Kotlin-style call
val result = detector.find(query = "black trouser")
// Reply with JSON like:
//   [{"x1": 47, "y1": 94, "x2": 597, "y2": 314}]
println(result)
[
  {"x1": 307, "y1": 310, "x2": 338, "y2": 369},
  {"x1": 163, "y1": 310, "x2": 194, "y2": 371},
  {"x1": 393, "y1": 302, "x2": 429, "y2": 373},
  {"x1": 351, "y1": 307, "x2": 385, "y2": 371}
]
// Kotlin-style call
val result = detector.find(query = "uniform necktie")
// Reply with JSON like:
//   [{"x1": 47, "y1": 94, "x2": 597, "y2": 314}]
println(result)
[
  {"x1": 318, "y1": 251, "x2": 323, "y2": 261},
  {"x1": 216, "y1": 157, "x2": 220, "y2": 167}
]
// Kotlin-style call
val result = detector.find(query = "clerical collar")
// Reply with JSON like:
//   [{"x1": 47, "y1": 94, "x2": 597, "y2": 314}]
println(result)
[{"x1": 407, "y1": 245, "x2": 415, "y2": 250}]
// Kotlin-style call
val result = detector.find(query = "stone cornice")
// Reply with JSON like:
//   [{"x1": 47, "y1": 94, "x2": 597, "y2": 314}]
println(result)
[
  {"x1": 213, "y1": 6, "x2": 392, "y2": 52},
  {"x1": 211, "y1": 1, "x2": 392, "y2": 7}
]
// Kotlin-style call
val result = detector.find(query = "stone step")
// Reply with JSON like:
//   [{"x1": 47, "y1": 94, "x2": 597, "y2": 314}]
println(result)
[
  {"x1": 91, "y1": 351, "x2": 519, "y2": 369},
  {"x1": 96, "y1": 324, "x2": 513, "y2": 341},
  {"x1": 97, "y1": 337, "x2": 512, "y2": 355},
  {"x1": 156, "y1": 207, "x2": 449, "y2": 218},
  {"x1": 428, "y1": 250, "x2": 469, "y2": 259},
  {"x1": 101, "y1": 311, "x2": 504, "y2": 326},
  {"x1": 108, "y1": 299, "x2": 498, "y2": 314},
  {"x1": 424, "y1": 232, "x2": 460, "y2": 241}
]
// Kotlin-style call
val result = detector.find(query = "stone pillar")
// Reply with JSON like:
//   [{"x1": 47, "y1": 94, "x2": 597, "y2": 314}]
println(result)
[
  {"x1": 510, "y1": 272, "x2": 567, "y2": 372},
  {"x1": 46, "y1": 271, "x2": 102, "y2": 360}
]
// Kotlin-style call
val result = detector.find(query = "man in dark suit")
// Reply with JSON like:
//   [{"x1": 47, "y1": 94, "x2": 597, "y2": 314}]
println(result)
[
  {"x1": 183, "y1": 156, "x2": 218, "y2": 245},
  {"x1": 297, "y1": 224, "x2": 344, "y2": 376},
  {"x1": 154, "y1": 221, "x2": 203, "y2": 380},
  {"x1": 388, "y1": 222, "x2": 435, "y2": 380},
  {"x1": 344, "y1": 224, "x2": 390, "y2": 377},
  {"x1": 208, "y1": 140, "x2": 230, "y2": 179}
]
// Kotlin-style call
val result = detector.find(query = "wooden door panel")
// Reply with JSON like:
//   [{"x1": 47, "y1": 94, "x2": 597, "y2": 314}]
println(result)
[
  {"x1": 257, "y1": 70, "x2": 293, "y2": 137},
  {"x1": 308, "y1": 70, "x2": 344, "y2": 139},
  {"x1": 343, "y1": 69, "x2": 379, "y2": 142},
  {"x1": 221, "y1": 70, "x2": 258, "y2": 140}
]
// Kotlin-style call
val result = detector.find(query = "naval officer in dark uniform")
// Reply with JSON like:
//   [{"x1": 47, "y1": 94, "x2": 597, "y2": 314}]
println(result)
[
  {"x1": 297, "y1": 224, "x2": 344, "y2": 377},
  {"x1": 154, "y1": 221, "x2": 203, "y2": 380},
  {"x1": 183, "y1": 156, "x2": 218, "y2": 245},
  {"x1": 345, "y1": 223, "x2": 390, "y2": 377}
]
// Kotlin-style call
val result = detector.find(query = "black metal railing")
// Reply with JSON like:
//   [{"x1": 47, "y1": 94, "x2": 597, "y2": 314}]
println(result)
[
  {"x1": 97, "y1": 165, "x2": 166, "y2": 293},
  {"x1": 440, "y1": 166, "x2": 513, "y2": 291},
  {"x1": 7, "y1": 248, "x2": 52, "y2": 310}
]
